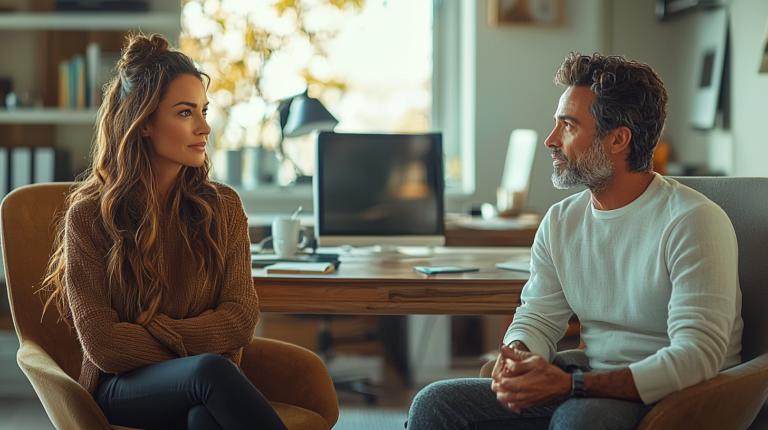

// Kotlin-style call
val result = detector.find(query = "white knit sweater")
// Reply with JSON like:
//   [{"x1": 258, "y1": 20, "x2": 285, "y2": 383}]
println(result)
[{"x1": 504, "y1": 173, "x2": 743, "y2": 404}]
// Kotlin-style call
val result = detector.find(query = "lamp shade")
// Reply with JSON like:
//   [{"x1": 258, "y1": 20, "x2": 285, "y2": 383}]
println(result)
[{"x1": 282, "y1": 93, "x2": 338, "y2": 138}]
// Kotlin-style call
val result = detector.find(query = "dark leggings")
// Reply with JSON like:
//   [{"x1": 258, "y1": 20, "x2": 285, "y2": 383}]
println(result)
[{"x1": 93, "y1": 354, "x2": 288, "y2": 430}]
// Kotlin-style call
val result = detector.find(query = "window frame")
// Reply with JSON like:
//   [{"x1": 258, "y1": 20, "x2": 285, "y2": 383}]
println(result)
[{"x1": 234, "y1": 0, "x2": 477, "y2": 214}]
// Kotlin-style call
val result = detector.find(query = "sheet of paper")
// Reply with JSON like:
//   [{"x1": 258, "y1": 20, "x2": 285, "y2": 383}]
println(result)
[{"x1": 495, "y1": 260, "x2": 531, "y2": 272}]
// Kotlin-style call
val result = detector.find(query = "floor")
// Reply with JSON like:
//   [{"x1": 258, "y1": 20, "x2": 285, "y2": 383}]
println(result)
[
  {"x1": 2, "y1": 371, "x2": 768, "y2": 430},
  {"x1": 1, "y1": 328, "x2": 767, "y2": 430},
  {"x1": 0, "y1": 359, "x2": 425, "y2": 430},
  {"x1": 1, "y1": 373, "x2": 768, "y2": 429}
]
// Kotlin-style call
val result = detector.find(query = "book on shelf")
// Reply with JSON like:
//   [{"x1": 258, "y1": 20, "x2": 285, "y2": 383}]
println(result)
[
  {"x1": 5, "y1": 147, "x2": 71, "y2": 194},
  {"x1": 58, "y1": 43, "x2": 104, "y2": 110},
  {"x1": 10, "y1": 147, "x2": 32, "y2": 190},
  {"x1": 86, "y1": 42, "x2": 100, "y2": 108},
  {"x1": 58, "y1": 60, "x2": 69, "y2": 109},
  {"x1": 33, "y1": 148, "x2": 71, "y2": 183},
  {"x1": 70, "y1": 55, "x2": 85, "y2": 108},
  {"x1": 0, "y1": 148, "x2": 7, "y2": 202}
]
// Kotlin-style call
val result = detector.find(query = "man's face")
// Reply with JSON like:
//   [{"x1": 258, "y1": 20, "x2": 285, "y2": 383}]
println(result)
[{"x1": 544, "y1": 86, "x2": 614, "y2": 193}]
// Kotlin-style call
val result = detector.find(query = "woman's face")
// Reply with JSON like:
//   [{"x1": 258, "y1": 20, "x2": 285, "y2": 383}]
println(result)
[{"x1": 141, "y1": 74, "x2": 211, "y2": 175}]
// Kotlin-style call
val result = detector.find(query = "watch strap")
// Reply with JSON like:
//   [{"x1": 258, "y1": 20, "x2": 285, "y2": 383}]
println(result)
[{"x1": 570, "y1": 368, "x2": 587, "y2": 398}]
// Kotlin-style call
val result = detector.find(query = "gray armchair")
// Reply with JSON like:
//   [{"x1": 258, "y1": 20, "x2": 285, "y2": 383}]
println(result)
[{"x1": 481, "y1": 176, "x2": 768, "y2": 430}]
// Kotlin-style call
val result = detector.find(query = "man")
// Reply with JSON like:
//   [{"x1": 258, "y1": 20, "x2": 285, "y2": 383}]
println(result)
[{"x1": 406, "y1": 52, "x2": 743, "y2": 429}]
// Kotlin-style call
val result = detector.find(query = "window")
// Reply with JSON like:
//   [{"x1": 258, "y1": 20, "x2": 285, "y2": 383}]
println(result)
[{"x1": 181, "y1": 0, "x2": 473, "y2": 203}]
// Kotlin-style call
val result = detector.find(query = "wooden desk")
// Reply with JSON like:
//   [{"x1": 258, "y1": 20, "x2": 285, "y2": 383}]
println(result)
[
  {"x1": 252, "y1": 247, "x2": 530, "y2": 315},
  {"x1": 444, "y1": 227, "x2": 537, "y2": 247}
]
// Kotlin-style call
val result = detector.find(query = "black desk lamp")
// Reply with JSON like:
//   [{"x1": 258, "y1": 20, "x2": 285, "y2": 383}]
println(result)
[{"x1": 275, "y1": 91, "x2": 338, "y2": 183}]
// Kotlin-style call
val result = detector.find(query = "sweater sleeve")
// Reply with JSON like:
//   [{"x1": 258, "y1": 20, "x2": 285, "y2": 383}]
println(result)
[
  {"x1": 503, "y1": 209, "x2": 573, "y2": 362},
  {"x1": 64, "y1": 203, "x2": 180, "y2": 374},
  {"x1": 145, "y1": 189, "x2": 259, "y2": 356},
  {"x1": 628, "y1": 204, "x2": 739, "y2": 404}
]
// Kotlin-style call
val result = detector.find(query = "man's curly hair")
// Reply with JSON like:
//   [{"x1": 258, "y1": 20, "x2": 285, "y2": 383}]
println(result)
[{"x1": 554, "y1": 52, "x2": 668, "y2": 173}]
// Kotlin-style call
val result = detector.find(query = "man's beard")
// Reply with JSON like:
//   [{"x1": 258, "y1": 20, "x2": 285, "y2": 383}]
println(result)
[{"x1": 551, "y1": 137, "x2": 614, "y2": 194}]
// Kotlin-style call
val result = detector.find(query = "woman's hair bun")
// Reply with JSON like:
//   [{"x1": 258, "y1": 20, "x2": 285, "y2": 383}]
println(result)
[
  {"x1": 110, "y1": 32, "x2": 202, "y2": 104},
  {"x1": 119, "y1": 33, "x2": 171, "y2": 72}
]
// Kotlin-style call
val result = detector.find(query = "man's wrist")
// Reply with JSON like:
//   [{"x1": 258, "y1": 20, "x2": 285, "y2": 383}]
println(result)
[
  {"x1": 581, "y1": 367, "x2": 642, "y2": 402},
  {"x1": 505, "y1": 340, "x2": 530, "y2": 352}
]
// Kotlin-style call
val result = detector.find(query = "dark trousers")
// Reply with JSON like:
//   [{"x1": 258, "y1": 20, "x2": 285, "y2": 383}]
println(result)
[{"x1": 93, "y1": 354, "x2": 288, "y2": 430}]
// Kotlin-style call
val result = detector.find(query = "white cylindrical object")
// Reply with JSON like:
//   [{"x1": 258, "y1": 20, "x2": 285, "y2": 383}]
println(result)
[{"x1": 272, "y1": 217, "x2": 308, "y2": 257}]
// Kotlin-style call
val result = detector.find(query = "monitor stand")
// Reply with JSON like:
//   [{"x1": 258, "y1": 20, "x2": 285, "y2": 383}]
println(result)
[
  {"x1": 371, "y1": 245, "x2": 404, "y2": 259},
  {"x1": 342, "y1": 245, "x2": 435, "y2": 260}
]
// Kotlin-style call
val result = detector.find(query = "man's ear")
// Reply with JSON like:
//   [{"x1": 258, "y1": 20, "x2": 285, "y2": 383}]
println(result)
[{"x1": 607, "y1": 126, "x2": 631, "y2": 155}]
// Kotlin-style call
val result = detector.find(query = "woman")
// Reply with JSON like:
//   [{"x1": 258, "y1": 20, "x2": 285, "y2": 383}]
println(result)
[{"x1": 42, "y1": 33, "x2": 287, "y2": 430}]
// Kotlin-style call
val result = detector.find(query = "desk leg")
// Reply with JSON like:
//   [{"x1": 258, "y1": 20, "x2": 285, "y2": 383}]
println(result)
[
  {"x1": 380, "y1": 316, "x2": 409, "y2": 385},
  {"x1": 407, "y1": 315, "x2": 451, "y2": 386}
]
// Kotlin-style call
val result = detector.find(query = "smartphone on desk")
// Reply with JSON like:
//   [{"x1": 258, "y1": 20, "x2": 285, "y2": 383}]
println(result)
[{"x1": 413, "y1": 266, "x2": 480, "y2": 275}]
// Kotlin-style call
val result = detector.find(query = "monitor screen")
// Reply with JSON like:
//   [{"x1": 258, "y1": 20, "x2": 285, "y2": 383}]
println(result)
[{"x1": 314, "y1": 132, "x2": 445, "y2": 247}]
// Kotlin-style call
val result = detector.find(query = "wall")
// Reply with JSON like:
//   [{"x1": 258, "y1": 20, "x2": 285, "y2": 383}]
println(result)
[
  {"x1": 730, "y1": 0, "x2": 768, "y2": 176},
  {"x1": 471, "y1": 0, "x2": 768, "y2": 216},
  {"x1": 612, "y1": 0, "x2": 768, "y2": 178},
  {"x1": 471, "y1": 0, "x2": 605, "y2": 214},
  {"x1": 611, "y1": 1, "x2": 710, "y2": 168},
  {"x1": 610, "y1": 0, "x2": 740, "y2": 175}
]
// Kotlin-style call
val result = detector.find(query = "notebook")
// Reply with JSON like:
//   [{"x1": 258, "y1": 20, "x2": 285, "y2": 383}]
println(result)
[{"x1": 264, "y1": 262, "x2": 336, "y2": 275}]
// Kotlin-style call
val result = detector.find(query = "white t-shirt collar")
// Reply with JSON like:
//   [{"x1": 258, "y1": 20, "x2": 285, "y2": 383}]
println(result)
[{"x1": 591, "y1": 172, "x2": 662, "y2": 220}]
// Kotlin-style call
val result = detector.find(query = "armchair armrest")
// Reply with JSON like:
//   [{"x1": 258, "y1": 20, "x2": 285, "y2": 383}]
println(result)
[
  {"x1": 16, "y1": 340, "x2": 113, "y2": 430},
  {"x1": 240, "y1": 337, "x2": 339, "y2": 428},
  {"x1": 480, "y1": 353, "x2": 768, "y2": 430},
  {"x1": 480, "y1": 358, "x2": 495, "y2": 378},
  {"x1": 638, "y1": 353, "x2": 768, "y2": 430}
]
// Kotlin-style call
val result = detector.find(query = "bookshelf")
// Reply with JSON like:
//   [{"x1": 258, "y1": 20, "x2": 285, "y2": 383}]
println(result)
[
  {"x1": 0, "y1": 107, "x2": 98, "y2": 124},
  {"x1": 0, "y1": 0, "x2": 182, "y2": 320},
  {"x1": 0, "y1": 0, "x2": 181, "y2": 176},
  {"x1": 0, "y1": 12, "x2": 179, "y2": 30}
]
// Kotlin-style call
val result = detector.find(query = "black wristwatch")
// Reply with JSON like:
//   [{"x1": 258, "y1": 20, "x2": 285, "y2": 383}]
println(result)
[
  {"x1": 570, "y1": 368, "x2": 587, "y2": 398},
  {"x1": 501, "y1": 340, "x2": 528, "y2": 352}
]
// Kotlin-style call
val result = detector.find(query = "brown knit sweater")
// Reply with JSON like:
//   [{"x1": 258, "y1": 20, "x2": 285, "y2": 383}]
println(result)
[{"x1": 63, "y1": 183, "x2": 258, "y2": 395}]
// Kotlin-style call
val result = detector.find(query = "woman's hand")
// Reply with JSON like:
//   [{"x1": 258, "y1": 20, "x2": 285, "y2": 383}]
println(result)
[
  {"x1": 135, "y1": 310, "x2": 150, "y2": 325},
  {"x1": 198, "y1": 309, "x2": 215, "y2": 318}
]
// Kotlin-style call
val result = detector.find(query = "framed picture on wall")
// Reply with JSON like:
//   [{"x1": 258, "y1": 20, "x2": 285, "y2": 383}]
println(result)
[
  {"x1": 690, "y1": 7, "x2": 728, "y2": 129},
  {"x1": 488, "y1": 0, "x2": 564, "y2": 27}
]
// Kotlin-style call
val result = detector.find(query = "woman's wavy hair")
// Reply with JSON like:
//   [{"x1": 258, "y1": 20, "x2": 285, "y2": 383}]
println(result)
[
  {"x1": 41, "y1": 33, "x2": 226, "y2": 325},
  {"x1": 554, "y1": 52, "x2": 669, "y2": 173}
]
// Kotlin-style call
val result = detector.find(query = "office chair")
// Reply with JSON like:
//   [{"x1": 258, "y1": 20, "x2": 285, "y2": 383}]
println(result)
[
  {"x1": 1, "y1": 183, "x2": 339, "y2": 430},
  {"x1": 481, "y1": 176, "x2": 768, "y2": 430},
  {"x1": 313, "y1": 314, "x2": 381, "y2": 404}
]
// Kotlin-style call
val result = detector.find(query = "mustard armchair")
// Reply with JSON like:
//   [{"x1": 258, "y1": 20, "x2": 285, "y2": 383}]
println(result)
[
  {"x1": 481, "y1": 177, "x2": 768, "y2": 430},
  {"x1": 1, "y1": 183, "x2": 339, "y2": 430}
]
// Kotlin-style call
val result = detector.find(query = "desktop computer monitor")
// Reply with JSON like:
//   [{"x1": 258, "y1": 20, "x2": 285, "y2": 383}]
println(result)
[{"x1": 314, "y1": 132, "x2": 445, "y2": 249}]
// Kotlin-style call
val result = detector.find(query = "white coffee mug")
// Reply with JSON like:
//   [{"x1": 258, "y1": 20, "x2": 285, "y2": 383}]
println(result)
[{"x1": 272, "y1": 217, "x2": 309, "y2": 256}]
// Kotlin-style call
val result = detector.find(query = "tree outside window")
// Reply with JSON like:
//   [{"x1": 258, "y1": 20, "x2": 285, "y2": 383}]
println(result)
[{"x1": 181, "y1": 0, "x2": 441, "y2": 187}]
